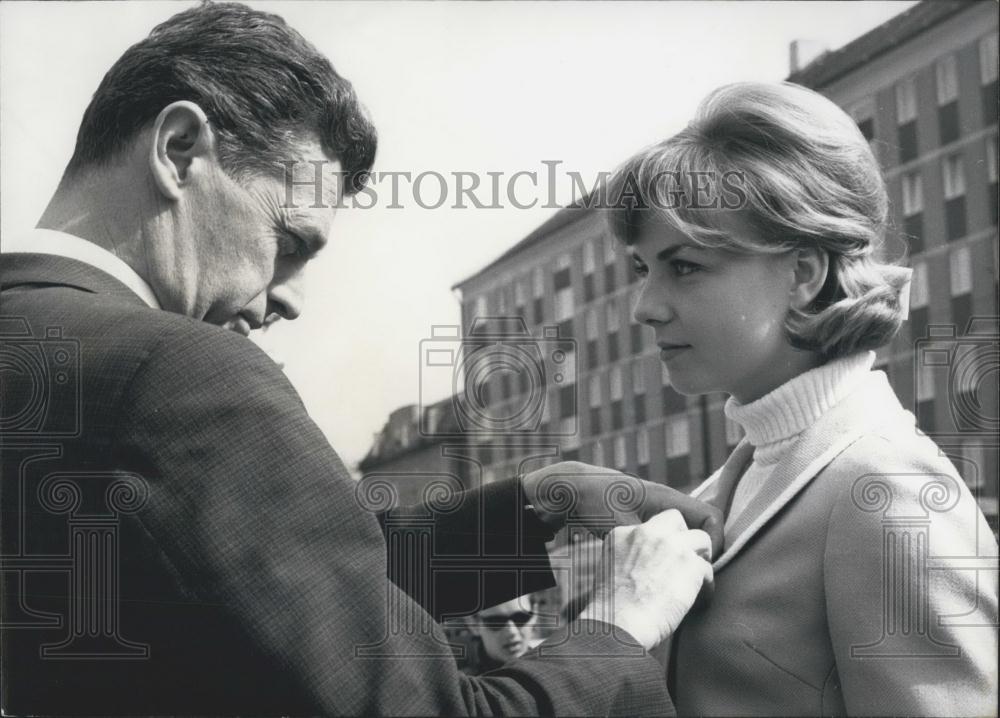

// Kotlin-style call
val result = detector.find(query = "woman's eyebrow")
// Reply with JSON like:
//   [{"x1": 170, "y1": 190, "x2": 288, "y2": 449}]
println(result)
[{"x1": 632, "y1": 243, "x2": 701, "y2": 264}]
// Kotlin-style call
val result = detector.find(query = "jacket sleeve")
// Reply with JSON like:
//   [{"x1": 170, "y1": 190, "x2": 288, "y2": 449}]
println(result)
[
  {"x1": 823, "y1": 437, "x2": 998, "y2": 717},
  {"x1": 116, "y1": 324, "x2": 672, "y2": 716},
  {"x1": 379, "y1": 478, "x2": 557, "y2": 622}
]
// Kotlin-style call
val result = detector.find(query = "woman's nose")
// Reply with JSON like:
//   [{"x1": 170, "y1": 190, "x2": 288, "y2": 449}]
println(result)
[{"x1": 633, "y1": 281, "x2": 672, "y2": 325}]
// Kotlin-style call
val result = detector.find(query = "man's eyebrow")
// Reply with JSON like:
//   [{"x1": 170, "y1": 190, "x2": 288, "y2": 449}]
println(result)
[
  {"x1": 299, "y1": 226, "x2": 328, "y2": 254},
  {"x1": 282, "y1": 214, "x2": 328, "y2": 255}
]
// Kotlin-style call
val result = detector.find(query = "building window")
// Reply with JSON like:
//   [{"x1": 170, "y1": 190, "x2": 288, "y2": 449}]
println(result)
[
  {"x1": 980, "y1": 34, "x2": 999, "y2": 124},
  {"x1": 558, "y1": 383, "x2": 576, "y2": 420},
  {"x1": 554, "y1": 286, "x2": 574, "y2": 322},
  {"x1": 584, "y1": 274, "x2": 596, "y2": 303},
  {"x1": 610, "y1": 368, "x2": 624, "y2": 430},
  {"x1": 950, "y1": 246, "x2": 973, "y2": 296},
  {"x1": 896, "y1": 77, "x2": 918, "y2": 163},
  {"x1": 950, "y1": 246, "x2": 973, "y2": 334},
  {"x1": 606, "y1": 300, "x2": 620, "y2": 363},
  {"x1": 988, "y1": 135, "x2": 998, "y2": 226},
  {"x1": 533, "y1": 297, "x2": 544, "y2": 326},
  {"x1": 603, "y1": 235, "x2": 617, "y2": 265},
  {"x1": 553, "y1": 266, "x2": 571, "y2": 291},
  {"x1": 896, "y1": 77, "x2": 918, "y2": 123},
  {"x1": 604, "y1": 262, "x2": 617, "y2": 295},
  {"x1": 943, "y1": 154, "x2": 967, "y2": 241},
  {"x1": 610, "y1": 365, "x2": 624, "y2": 400},
  {"x1": 936, "y1": 55, "x2": 959, "y2": 105},
  {"x1": 589, "y1": 373, "x2": 602, "y2": 435},
  {"x1": 636, "y1": 430, "x2": 650, "y2": 476},
  {"x1": 532, "y1": 267, "x2": 544, "y2": 297},
  {"x1": 936, "y1": 57, "x2": 960, "y2": 146},
  {"x1": 665, "y1": 415, "x2": 690, "y2": 458},
  {"x1": 665, "y1": 416, "x2": 690, "y2": 488},
  {"x1": 606, "y1": 300, "x2": 620, "y2": 333},
  {"x1": 901, "y1": 171, "x2": 924, "y2": 254},
  {"x1": 590, "y1": 439, "x2": 605, "y2": 467},
  {"x1": 981, "y1": 34, "x2": 999, "y2": 85},
  {"x1": 498, "y1": 286, "x2": 511, "y2": 315},
  {"x1": 851, "y1": 97, "x2": 876, "y2": 142},
  {"x1": 583, "y1": 241, "x2": 596, "y2": 274},
  {"x1": 540, "y1": 393, "x2": 552, "y2": 434},
  {"x1": 613, "y1": 435, "x2": 627, "y2": 471},
  {"x1": 585, "y1": 309, "x2": 599, "y2": 369},
  {"x1": 633, "y1": 361, "x2": 647, "y2": 425},
  {"x1": 910, "y1": 260, "x2": 929, "y2": 343},
  {"x1": 939, "y1": 102, "x2": 960, "y2": 146},
  {"x1": 474, "y1": 294, "x2": 488, "y2": 318},
  {"x1": 915, "y1": 361, "x2": 936, "y2": 434},
  {"x1": 902, "y1": 171, "x2": 924, "y2": 215}
]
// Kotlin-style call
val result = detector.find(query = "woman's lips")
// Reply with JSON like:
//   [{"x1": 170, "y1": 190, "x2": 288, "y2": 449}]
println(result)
[{"x1": 659, "y1": 343, "x2": 690, "y2": 361}]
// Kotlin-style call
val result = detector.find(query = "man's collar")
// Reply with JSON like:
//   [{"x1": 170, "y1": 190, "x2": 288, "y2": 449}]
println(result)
[{"x1": 2, "y1": 228, "x2": 160, "y2": 309}]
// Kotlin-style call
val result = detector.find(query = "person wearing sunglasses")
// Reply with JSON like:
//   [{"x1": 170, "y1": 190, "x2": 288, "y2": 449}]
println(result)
[{"x1": 468, "y1": 598, "x2": 538, "y2": 673}]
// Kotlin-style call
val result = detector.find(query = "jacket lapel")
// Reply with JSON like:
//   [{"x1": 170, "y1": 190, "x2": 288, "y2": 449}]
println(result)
[
  {"x1": 711, "y1": 371, "x2": 901, "y2": 572},
  {"x1": 1, "y1": 253, "x2": 149, "y2": 307},
  {"x1": 692, "y1": 440, "x2": 754, "y2": 515}
]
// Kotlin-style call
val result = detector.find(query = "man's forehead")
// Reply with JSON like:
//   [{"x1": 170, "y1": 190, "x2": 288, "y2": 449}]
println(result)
[
  {"x1": 281, "y1": 139, "x2": 343, "y2": 210},
  {"x1": 480, "y1": 598, "x2": 532, "y2": 617}
]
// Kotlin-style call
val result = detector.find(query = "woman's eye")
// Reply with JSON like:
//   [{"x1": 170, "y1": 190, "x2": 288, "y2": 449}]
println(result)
[
  {"x1": 671, "y1": 259, "x2": 700, "y2": 277},
  {"x1": 631, "y1": 261, "x2": 649, "y2": 278}
]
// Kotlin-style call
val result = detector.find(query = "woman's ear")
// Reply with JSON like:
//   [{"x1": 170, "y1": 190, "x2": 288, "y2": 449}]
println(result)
[
  {"x1": 790, "y1": 246, "x2": 830, "y2": 310},
  {"x1": 149, "y1": 101, "x2": 215, "y2": 202}
]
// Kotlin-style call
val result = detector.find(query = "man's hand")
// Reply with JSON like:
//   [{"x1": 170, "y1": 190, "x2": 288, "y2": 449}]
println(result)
[
  {"x1": 522, "y1": 461, "x2": 723, "y2": 560},
  {"x1": 578, "y1": 509, "x2": 713, "y2": 650}
]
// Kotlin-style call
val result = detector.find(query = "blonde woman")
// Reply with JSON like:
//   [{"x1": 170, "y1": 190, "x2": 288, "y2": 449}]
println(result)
[{"x1": 605, "y1": 82, "x2": 997, "y2": 716}]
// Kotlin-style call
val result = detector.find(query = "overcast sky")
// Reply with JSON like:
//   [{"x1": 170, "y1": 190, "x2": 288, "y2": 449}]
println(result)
[{"x1": 1, "y1": 0, "x2": 918, "y2": 470}]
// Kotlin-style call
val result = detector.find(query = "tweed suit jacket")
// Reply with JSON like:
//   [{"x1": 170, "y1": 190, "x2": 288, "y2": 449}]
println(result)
[
  {"x1": 0, "y1": 253, "x2": 672, "y2": 716},
  {"x1": 668, "y1": 369, "x2": 998, "y2": 716}
]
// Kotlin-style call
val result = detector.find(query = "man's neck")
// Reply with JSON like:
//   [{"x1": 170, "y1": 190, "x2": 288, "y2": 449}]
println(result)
[{"x1": 37, "y1": 169, "x2": 150, "y2": 279}]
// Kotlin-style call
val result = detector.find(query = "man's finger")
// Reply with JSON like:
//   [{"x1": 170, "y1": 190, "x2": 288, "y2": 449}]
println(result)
[
  {"x1": 638, "y1": 484, "x2": 724, "y2": 558},
  {"x1": 641, "y1": 507, "x2": 688, "y2": 534},
  {"x1": 682, "y1": 528, "x2": 713, "y2": 562}
]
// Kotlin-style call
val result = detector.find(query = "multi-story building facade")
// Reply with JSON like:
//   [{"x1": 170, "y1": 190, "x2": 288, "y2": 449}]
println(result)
[
  {"x1": 789, "y1": 0, "x2": 998, "y2": 526},
  {"x1": 361, "y1": 0, "x2": 998, "y2": 529}
]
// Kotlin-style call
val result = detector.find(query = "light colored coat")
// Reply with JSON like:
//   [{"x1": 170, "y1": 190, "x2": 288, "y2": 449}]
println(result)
[{"x1": 671, "y1": 370, "x2": 998, "y2": 717}]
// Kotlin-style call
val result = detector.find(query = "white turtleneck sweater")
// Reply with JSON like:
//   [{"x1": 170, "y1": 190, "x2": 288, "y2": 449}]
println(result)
[{"x1": 723, "y1": 351, "x2": 876, "y2": 530}]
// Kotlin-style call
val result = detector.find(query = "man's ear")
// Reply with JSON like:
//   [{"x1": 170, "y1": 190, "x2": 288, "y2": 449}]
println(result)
[
  {"x1": 790, "y1": 246, "x2": 830, "y2": 310},
  {"x1": 149, "y1": 101, "x2": 215, "y2": 202}
]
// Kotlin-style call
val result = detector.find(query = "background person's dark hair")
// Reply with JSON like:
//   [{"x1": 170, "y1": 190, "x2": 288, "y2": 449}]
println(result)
[{"x1": 65, "y1": 1, "x2": 376, "y2": 194}]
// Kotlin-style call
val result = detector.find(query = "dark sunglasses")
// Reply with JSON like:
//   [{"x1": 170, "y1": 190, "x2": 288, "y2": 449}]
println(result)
[{"x1": 479, "y1": 611, "x2": 533, "y2": 631}]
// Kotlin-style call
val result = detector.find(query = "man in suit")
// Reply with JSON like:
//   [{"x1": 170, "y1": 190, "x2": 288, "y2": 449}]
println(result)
[{"x1": 0, "y1": 3, "x2": 719, "y2": 715}]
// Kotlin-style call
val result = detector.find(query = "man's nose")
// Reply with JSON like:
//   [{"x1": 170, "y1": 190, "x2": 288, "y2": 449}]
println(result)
[
  {"x1": 268, "y1": 272, "x2": 305, "y2": 321},
  {"x1": 501, "y1": 622, "x2": 519, "y2": 637}
]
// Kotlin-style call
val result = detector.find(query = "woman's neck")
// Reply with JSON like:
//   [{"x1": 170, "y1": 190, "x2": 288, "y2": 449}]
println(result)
[{"x1": 729, "y1": 347, "x2": 824, "y2": 404}]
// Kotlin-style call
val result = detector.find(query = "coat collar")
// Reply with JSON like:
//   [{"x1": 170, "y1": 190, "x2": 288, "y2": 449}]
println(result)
[
  {"x1": 1, "y1": 252, "x2": 151, "y2": 308},
  {"x1": 696, "y1": 371, "x2": 903, "y2": 572}
]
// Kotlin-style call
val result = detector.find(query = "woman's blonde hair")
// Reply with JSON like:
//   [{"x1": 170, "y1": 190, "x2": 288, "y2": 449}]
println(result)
[{"x1": 606, "y1": 81, "x2": 910, "y2": 361}]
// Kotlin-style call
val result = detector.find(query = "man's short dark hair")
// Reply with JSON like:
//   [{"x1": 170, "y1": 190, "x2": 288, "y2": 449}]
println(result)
[{"x1": 65, "y1": 1, "x2": 376, "y2": 193}]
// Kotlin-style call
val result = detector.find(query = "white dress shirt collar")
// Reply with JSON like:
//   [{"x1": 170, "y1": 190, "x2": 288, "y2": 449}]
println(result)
[{"x1": 2, "y1": 228, "x2": 160, "y2": 309}]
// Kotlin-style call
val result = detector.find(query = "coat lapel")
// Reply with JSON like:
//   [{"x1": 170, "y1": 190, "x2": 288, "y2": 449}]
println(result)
[
  {"x1": 1, "y1": 253, "x2": 149, "y2": 307},
  {"x1": 711, "y1": 371, "x2": 902, "y2": 572}
]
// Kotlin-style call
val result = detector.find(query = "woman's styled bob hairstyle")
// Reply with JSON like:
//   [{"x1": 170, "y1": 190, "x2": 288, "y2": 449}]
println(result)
[{"x1": 606, "y1": 81, "x2": 911, "y2": 361}]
